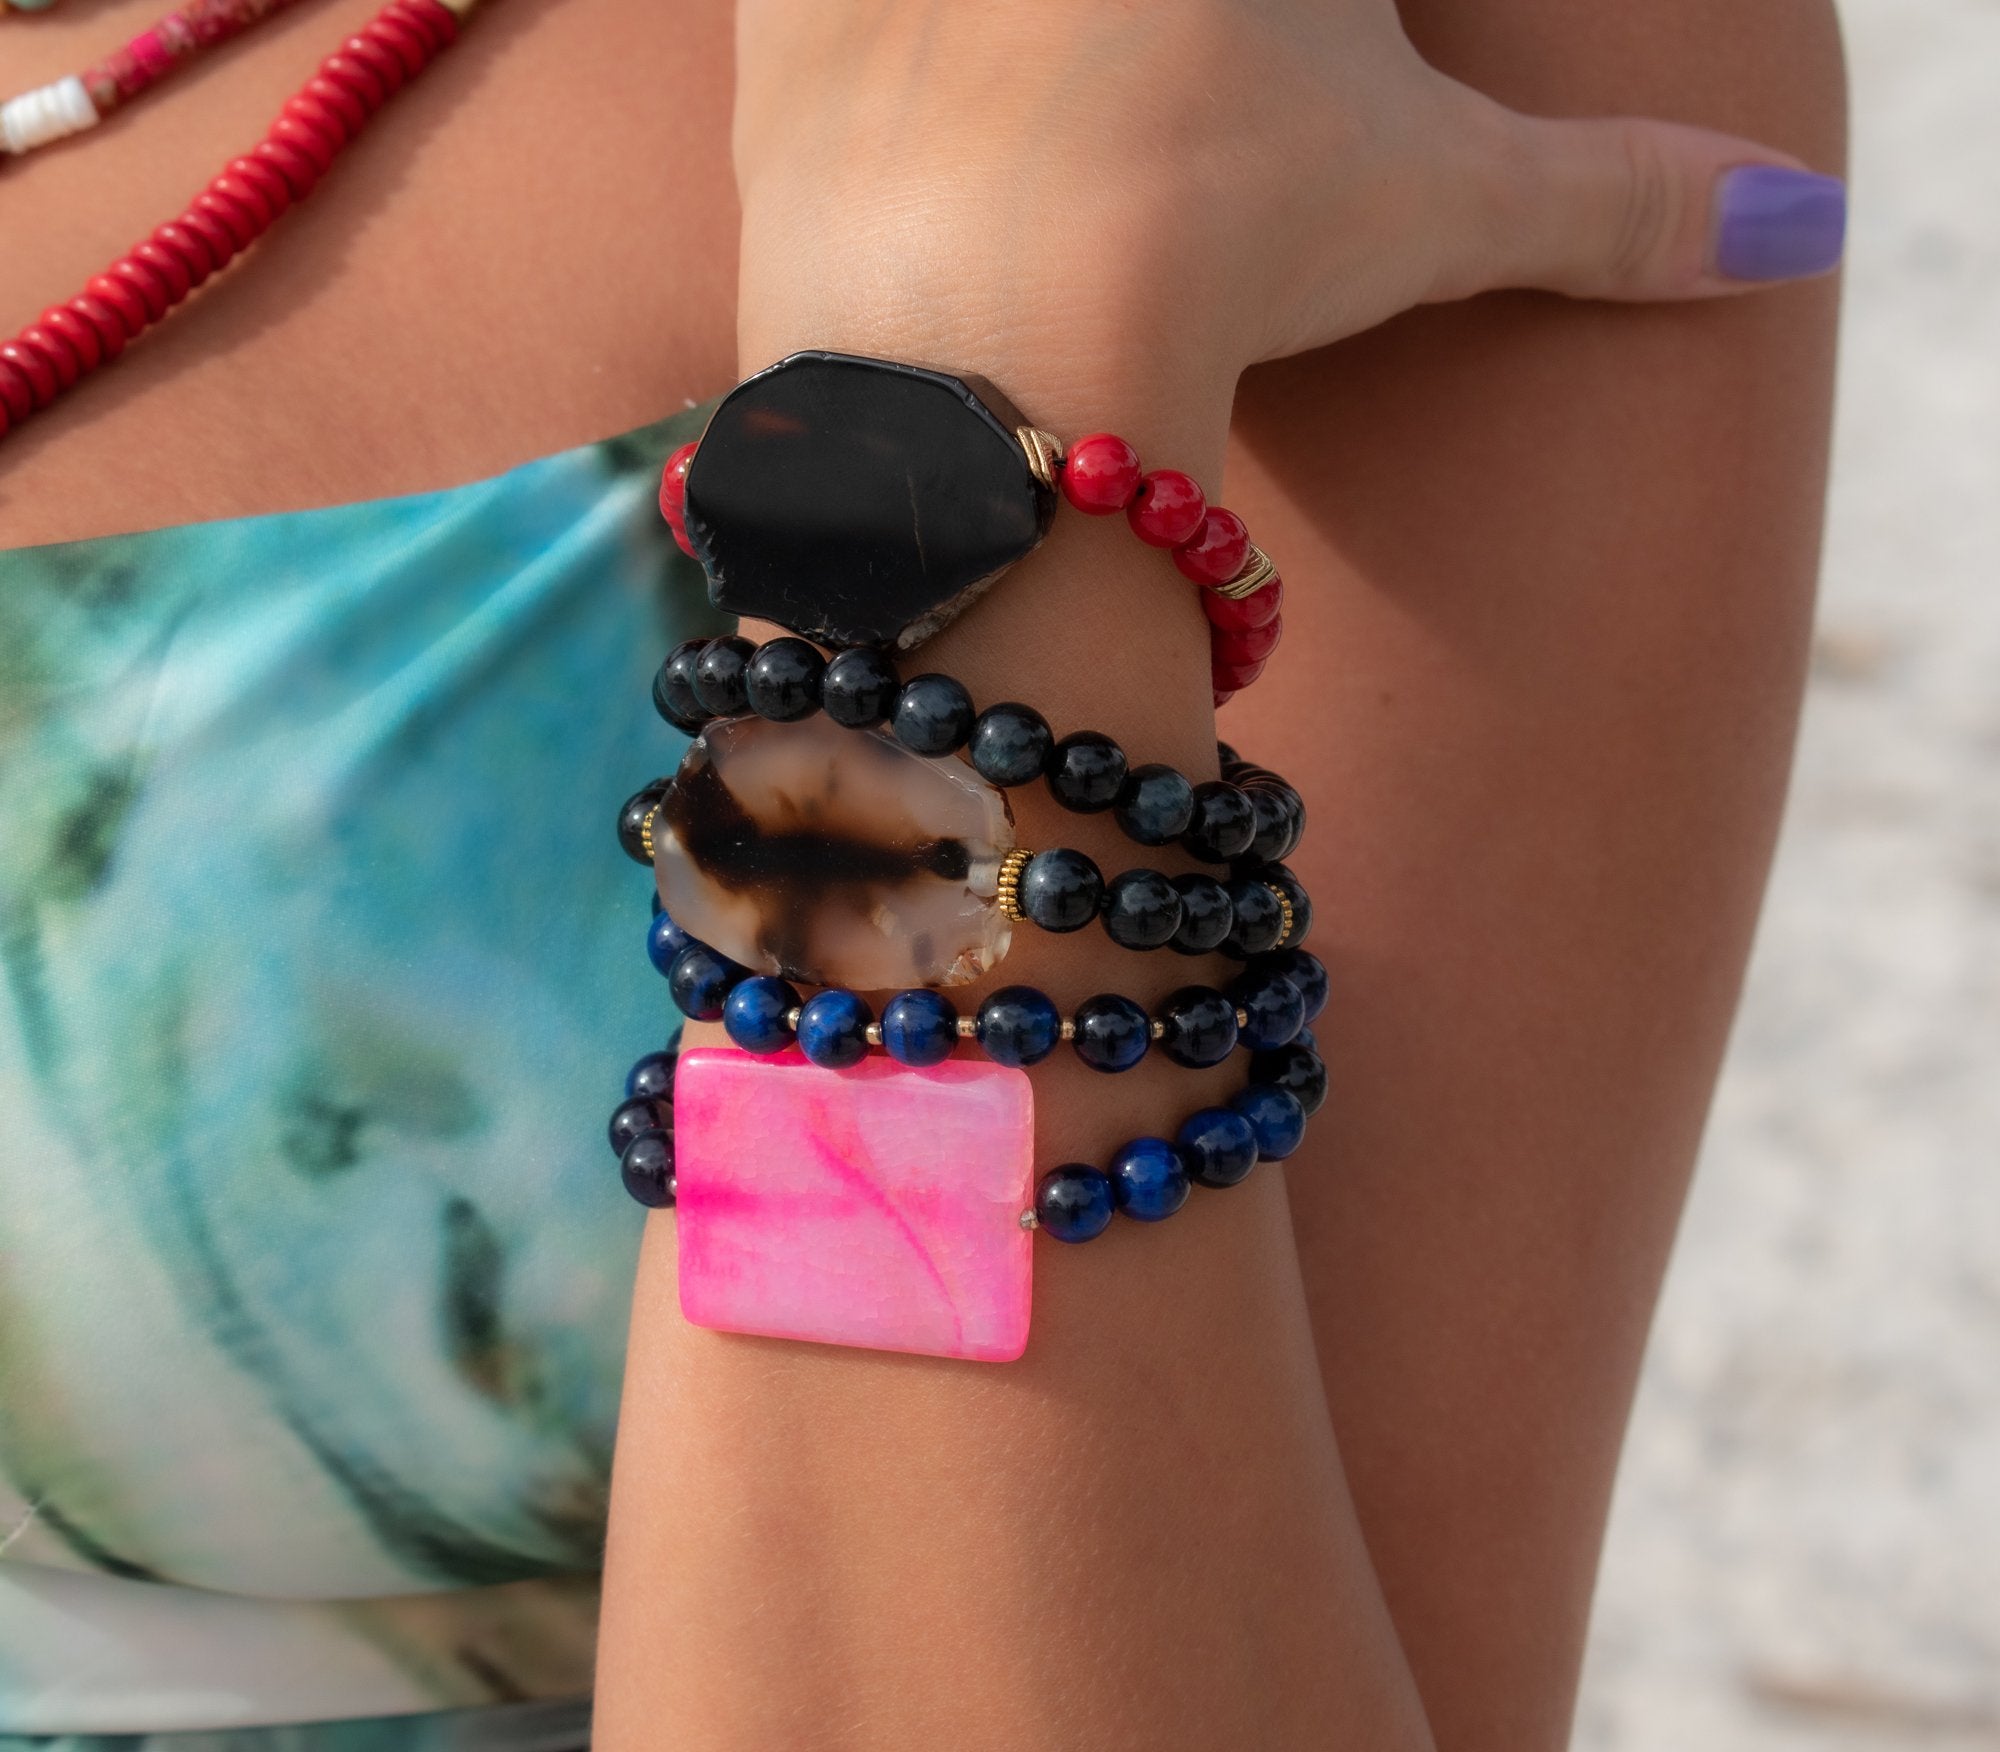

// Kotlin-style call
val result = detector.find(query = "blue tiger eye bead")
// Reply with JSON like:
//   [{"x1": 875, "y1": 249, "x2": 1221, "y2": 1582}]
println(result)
[
  {"x1": 796, "y1": 989, "x2": 874, "y2": 1068},
  {"x1": 1258, "y1": 948, "x2": 1329, "y2": 1023},
  {"x1": 646, "y1": 908, "x2": 692, "y2": 975},
  {"x1": 1250, "y1": 1041, "x2": 1328, "y2": 1118},
  {"x1": 608, "y1": 1096, "x2": 670, "y2": 1157},
  {"x1": 619, "y1": 1130, "x2": 677, "y2": 1208},
  {"x1": 1245, "y1": 784, "x2": 1297, "y2": 864},
  {"x1": 1114, "y1": 763, "x2": 1195, "y2": 846},
  {"x1": 626, "y1": 1049, "x2": 679, "y2": 1103},
  {"x1": 744, "y1": 637, "x2": 827, "y2": 722},
  {"x1": 1157, "y1": 985, "x2": 1239, "y2": 1068},
  {"x1": 1229, "y1": 968, "x2": 1305, "y2": 1052},
  {"x1": 1046, "y1": 731, "x2": 1128, "y2": 813},
  {"x1": 1036, "y1": 1165, "x2": 1116, "y2": 1243},
  {"x1": 1183, "y1": 780, "x2": 1257, "y2": 862},
  {"x1": 968, "y1": 701, "x2": 1054, "y2": 787},
  {"x1": 693, "y1": 635, "x2": 756, "y2": 716},
  {"x1": 1110, "y1": 1137, "x2": 1191, "y2": 1222},
  {"x1": 668, "y1": 941, "x2": 744, "y2": 1021},
  {"x1": 1071, "y1": 993, "x2": 1151, "y2": 1073},
  {"x1": 975, "y1": 985, "x2": 1062, "y2": 1067},
  {"x1": 1101, "y1": 868, "x2": 1182, "y2": 950},
  {"x1": 821, "y1": 646, "x2": 901, "y2": 728},
  {"x1": 892, "y1": 673, "x2": 976, "y2": 756},
  {"x1": 1177, "y1": 1106, "x2": 1260, "y2": 1189},
  {"x1": 1221, "y1": 877, "x2": 1286, "y2": 957},
  {"x1": 1169, "y1": 872, "x2": 1234, "y2": 954},
  {"x1": 1019, "y1": 848, "x2": 1104, "y2": 934},
  {"x1": 881, "y1": 989, "x2": 960, "y2": 1066},
  {"x1": 1229, "y1": 1083, "x2": 1307, "y2": 1160},
  {"x1": 724, "y1": 975, "x2": 801, "y2": 1054}
]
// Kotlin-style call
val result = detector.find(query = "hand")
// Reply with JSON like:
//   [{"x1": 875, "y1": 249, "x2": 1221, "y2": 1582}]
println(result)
[{"x1": 730, "y1": 0, "x2": 1843, "y2": 444}]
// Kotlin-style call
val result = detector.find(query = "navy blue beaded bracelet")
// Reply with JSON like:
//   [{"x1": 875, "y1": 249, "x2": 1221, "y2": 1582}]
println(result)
[
  {"x1": 652, "y1": 634, "x2": 1306, "y2": 867},
  {"x1": 601, "y1": 1024, "x2": 1329, "y2": 1242},
  {"x1": 647, "y1": 905, "x2": 1328, "y2": 1076}
]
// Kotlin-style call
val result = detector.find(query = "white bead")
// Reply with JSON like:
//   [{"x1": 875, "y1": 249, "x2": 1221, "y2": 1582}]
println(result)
[{"x1": 1, "y1": 77, "x2": 98, "y2": 155}]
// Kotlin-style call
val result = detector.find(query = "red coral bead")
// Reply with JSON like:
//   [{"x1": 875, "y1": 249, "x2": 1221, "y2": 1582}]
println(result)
[
  {"x1": 1212, "y1": 612, "x2": 1284, "y2": 666},
  {"x1": 1203, "y1": 574, "x2": 1283, "y2": 632},
  {"x1": 1059, "y1": 432, "x2": 1142, "y2": 514},
  {"x1": 1210, "y1": 651, "x2": 1269, "y2": 692},
  {"x1": 1213, "y1": 688, "x2": 1237, "y2": 711},
  {"x1": 1126, "y1": 468, "x2": 1206, "y2": 548},
  {"x1": 1173, "y1": 508, "x2": 1251, "y2": 585},
  {"x1": 659, "y1": 440, "x2": 696, "y2": 533}
]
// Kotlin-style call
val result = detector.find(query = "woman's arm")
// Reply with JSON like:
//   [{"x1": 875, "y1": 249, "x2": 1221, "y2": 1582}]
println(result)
[{"x1": 598, "y1": 4, "x2": 1842, "y2": 1744}]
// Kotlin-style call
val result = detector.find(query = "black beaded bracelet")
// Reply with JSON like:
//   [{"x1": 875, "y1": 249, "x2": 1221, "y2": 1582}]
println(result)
[
  {"x1": 646, "y1": 905, "x2": 1328, "y2": 1077},
  {"x1": 606, "y1": 1024, "x2": 1330, "y2": 1242},
  {"x1": 652, "y1": 634, "x2": 1306, "y2": 867}
]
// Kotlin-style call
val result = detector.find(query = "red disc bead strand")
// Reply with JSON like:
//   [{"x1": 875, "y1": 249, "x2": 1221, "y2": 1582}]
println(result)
[
  {"x1": 0, "y1": 0, "x2": 462, "y2": 445},
  {"x1": 1058, "y1": 431, "x2": 1284, "y2": 706}
]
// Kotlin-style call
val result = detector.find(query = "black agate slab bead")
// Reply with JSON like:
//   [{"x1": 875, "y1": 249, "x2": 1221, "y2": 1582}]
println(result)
[{"x1": 681, "y1": 351, "x2": 1058, "y2": 650}]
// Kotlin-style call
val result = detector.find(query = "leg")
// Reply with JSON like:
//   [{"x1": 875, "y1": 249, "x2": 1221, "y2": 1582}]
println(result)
[{"x1": 1219, "y1": 1, "x2": 1845, "y2": 1744}]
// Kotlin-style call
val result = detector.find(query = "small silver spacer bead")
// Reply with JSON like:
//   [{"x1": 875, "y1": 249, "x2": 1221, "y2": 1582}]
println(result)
[
  {"x1": 784, "y1": 1006, "x2": 802, "y2": 1029},
  {"x1": 957, "y1": 1017, "x2": 979, "y2": 1038},
  {"x1": 864, "y1": 1022, "x2": 883, "y2": 1046},
  {"x1": 1018, "y1": 1208, "x2": 1040, "y2": 1230}
]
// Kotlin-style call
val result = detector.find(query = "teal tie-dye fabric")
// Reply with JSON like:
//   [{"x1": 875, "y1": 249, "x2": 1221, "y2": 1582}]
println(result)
[{"x1": 0, "y1": 402, "x2": 725, "y2": 1743}]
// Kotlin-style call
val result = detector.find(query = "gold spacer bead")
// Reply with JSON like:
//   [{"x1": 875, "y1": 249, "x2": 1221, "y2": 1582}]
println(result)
[
  {"x1": 1235, "y1": 1007, "x2": 1251, "y2": 1029},
  {"x1": 996, "y1": 848, "x2": 1034, "y2": 922},
  {"x1": 1212, "y1": 544, "x2": 1279, "y2": 602},
  {"x1": 1267, "y1": 885, "x2": 1295, "y2": 946},
  {"x1": 1016, "y1": 427, "x2": 1064, "y2": 494},
  {"x1": 639, "y1": 803, "x2": 660, "y2": 863},
  {"x1": 1059, "y1": 1018, "x2": 1076, "y2": 1042},
  {"x1": 957, "y1": 1017, "x2": 979, "y2": 1038},
  {"x1": 1149, "y1": 1019, "x2": 1166, "y2": 1040},
  {"x1": 864, "y1": 1023, "x2": 884, "y2": 1047},
  {"x1": 785, "y1": 1006, "x2": 803, "y2": 1029}
]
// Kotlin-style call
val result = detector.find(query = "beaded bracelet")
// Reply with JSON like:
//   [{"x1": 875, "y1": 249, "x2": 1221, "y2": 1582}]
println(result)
[
  {"x1": 649, "y1": 351, "x2": 1284, "y2": 704},
  {"x1": 647, "y1": 905, "x2": 1328, "y2": 1074},
  {"x1": 604, "y1": 1029, "x2": 1329, "y2": 1246},
  {"x1": 653, "y1": 633, "x2": 1306, "y2": 866}
]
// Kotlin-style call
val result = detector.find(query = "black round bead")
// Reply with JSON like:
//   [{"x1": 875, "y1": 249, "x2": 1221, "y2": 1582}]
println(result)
[
  {"x1": 1018, "y1": 848, "x2": 1104, "y2": 933},
  {"x1": 975, "y1": 985, "x2": 1063, "y2": 1068},
  {"x1": 744, "y1": 637, "x2": 826, "y2": 722},
  {"x1": 967, "y1": 701, "x2": 1054, "y2": 787},
  {"x1": 626, "y1": 1050, "x2": 678, "y2": 1104},
  {"x1": 1169, "y1": 872, "x2": 1235, "y2": 954},
  {"x1": 821, "y1": 647, "x2": 901, "y2": 728},
  {"x1": 1071, "y1": 992, "x2": 1151, "y2": 1073},
  {"x1": 1221, "y1": 877, "x2": 1286, "y2": 957},
  {"x1": 1183, "y1": 780, "x2": 1257, "y2": 862},
  {"x1": 1045, "y1": 731, "x2": 1129, "y2": 813},
  {"x1": 652, "y1": 638, "x2": 709, "y2": 730},
  {"x1": 1228, "y1": 967, "x2": 1306, "y2": 1051},
  {"x1": 692, "y1": 635, "x2": 756, "y2": 716},
  {"x1": 1101, "y1": 868, "x2": 1183, "y2": 950},
  {"x1": 1258, "y1": 948, "x2": 1329, "y2": 1022},
  {"x1": 616, "y1": 783, "x2": 667, "y2": 865},
  {"x1": 608, "y1": 1096, "x2": 670, "y2": 1157},
  {"x1": 1156, "y1": 985, "x2": 1240, "y2": 1068},
  {"x1": 1114, "y1": 763, "x2": 1196, "y2": 846},
  {"x1": 1250, "y1": 1041, "x2": 1328, "y2": 1117},
  {"x1": 892, "y1": 673, "x2": 976, "y2": 755},
  {"x1": 1245, "y1": 784, "x2": 1298, "y2": 864},
  {"x1": 619, "y1": 1130, "x2": 676, "y2": 1208},
  {"x1": 1274, "y1": 789, "x2": 1307, "y2": 862},
  {"x1": 1215, "y1": 739, "x2": 1243, "y2": 772},
  {"x1": 667, "y1": 941, "x2": 743, "y2": 1021}
]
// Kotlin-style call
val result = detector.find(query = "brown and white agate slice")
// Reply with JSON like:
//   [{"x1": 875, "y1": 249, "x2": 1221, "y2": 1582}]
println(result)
[{"x1": 654, "y1": 714, "x2": 1017, "y2": 990}]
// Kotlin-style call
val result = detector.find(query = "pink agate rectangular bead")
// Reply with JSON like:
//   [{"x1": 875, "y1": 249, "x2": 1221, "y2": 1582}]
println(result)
[{"x1": 673, "y1": 1048, "x2": 1036, "y2": 1363}]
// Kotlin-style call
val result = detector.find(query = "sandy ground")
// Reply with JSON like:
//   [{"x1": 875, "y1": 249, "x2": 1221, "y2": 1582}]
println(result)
[{"x1": 1572, "y1": 2, "x2": 2000, "y2": 1745}]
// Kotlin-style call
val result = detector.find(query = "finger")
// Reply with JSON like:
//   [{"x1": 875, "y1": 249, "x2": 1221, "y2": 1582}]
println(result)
[{"x1": 1444, "y1": 102, "x2": 1846, "y2": 304}]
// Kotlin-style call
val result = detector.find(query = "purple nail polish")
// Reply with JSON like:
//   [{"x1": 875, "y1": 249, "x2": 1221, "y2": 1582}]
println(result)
[{"x1": 1713, "y1": 166, "x2": 1847, "y2": 282}]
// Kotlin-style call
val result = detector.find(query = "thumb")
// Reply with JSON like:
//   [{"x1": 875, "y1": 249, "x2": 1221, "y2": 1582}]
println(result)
[{"x1": 1462, "y1": 109, "x2": 1845, "y2": 303}]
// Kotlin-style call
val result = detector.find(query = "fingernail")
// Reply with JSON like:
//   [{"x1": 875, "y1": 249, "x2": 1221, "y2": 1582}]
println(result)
[{"x1": 1712, "y1": 166, "x2": 1847, "y2": 282}]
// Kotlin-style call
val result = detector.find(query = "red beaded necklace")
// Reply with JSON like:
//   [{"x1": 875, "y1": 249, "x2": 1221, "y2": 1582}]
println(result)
[{"x1": 0, "y1": 0, "x2": 470, "y2": 445}]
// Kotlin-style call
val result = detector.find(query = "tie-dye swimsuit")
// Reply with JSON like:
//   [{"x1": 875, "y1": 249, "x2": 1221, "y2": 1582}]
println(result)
[{"x1": 0, "y1": 402, "x2": 721, "y2": 1748}]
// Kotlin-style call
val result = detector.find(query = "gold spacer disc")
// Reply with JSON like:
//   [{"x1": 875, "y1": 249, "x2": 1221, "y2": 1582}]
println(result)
[
  {"x1": 1212, "y1": 544, "x2": 1279, "y2": 602},
  {"x1": 1267, "y1": 885, "x2": 1295, "y2": 946},
  {"x1": 996, "y1": 848, "x2": 1034, "y2": 922},
  {"x1": 1016, "y1": 427, "x2": 1064, "y2": 493},
  {"x1": 640, "y1": 803, "x2": 660, "y2": 863}
]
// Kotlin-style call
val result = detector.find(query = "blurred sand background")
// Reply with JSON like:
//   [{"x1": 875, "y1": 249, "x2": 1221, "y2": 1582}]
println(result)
[{"x1": 1573, "y1": 1, "x2": 2000, "y2": 1744}]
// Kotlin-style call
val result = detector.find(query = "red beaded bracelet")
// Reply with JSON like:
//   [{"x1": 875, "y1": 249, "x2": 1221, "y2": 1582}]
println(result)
[{"x1": 658, "y1": 426, "x2": 1284, "y2": 707}]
